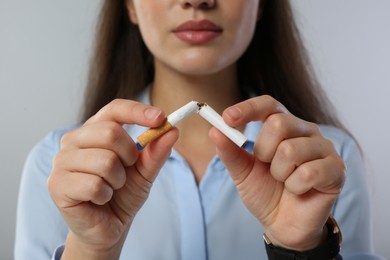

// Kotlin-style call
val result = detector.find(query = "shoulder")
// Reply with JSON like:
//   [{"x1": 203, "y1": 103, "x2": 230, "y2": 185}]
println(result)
[
  {"x1": 25, "y1": 126, "x2": 79, "y2": 175},
  {"x1": 318, "y1": 125, "x2": 359, "y2": 159},
  {"x1": 33, "y1": 125, "x2": 78, "y2": 152},
  {"x1": 40, "y1": 125, "x2": 78, "y2": 147},
  {"x1": 16, "y1": 127, "x2": 75, "y2": 259},
  {"x1": 20, "y1": 125, "x2": 80, "y2": 206}
]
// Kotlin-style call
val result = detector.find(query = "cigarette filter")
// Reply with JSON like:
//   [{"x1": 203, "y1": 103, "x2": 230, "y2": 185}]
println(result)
[
  {"x1": 136, "y1": 101, "x2": 199, "y2": 148},
  {"x1": 136, "y1": 119, "x2": 173, "y2": 148},
  {"x1": 197, "y1": 104, "x2": 247, "y2": 147}
]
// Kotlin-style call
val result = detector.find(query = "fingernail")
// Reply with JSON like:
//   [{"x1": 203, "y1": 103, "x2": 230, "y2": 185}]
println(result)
[
  {"x1": 145, "y1": 108, "x2": 162, "y2": 120},
  {"x1": 226, "y1": 107, "x2": 242, "y2": 121}
]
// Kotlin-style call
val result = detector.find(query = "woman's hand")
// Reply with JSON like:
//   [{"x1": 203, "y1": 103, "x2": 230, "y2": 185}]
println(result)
[
  {"x1": 48, "y1": 99, "x2": 179, "y2": 260},
  {"x1": 210, "y1": 95, "x2": 346, "y2": 251}
]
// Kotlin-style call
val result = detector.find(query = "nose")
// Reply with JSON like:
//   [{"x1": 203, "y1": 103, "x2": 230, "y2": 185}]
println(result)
[{"x1": 180, "y1": 0, "x2": 216, "y2": 9}]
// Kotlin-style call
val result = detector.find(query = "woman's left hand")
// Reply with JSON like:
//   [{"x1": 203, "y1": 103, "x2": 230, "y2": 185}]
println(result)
[{"x1": 210, "y1": 95, "x2": 346, "y2": 251}]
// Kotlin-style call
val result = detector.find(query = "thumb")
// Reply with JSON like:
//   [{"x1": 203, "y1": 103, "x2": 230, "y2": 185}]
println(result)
[
  {"x1": 134, "y1": 128, "x2": 179, "y2": 183},
  {"x1": 111, "y1": 129, "x2": 179, "y2": 225},
  {"x1": 209, "y1": 128, "x2": 257, "y2": 185}
]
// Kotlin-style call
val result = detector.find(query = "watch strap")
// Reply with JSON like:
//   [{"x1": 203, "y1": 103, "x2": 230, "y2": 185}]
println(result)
[{"x1": 264, "y1": 216, "x2": 342, "y2": 260}]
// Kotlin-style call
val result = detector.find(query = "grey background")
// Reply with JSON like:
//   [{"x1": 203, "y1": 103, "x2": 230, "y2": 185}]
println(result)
[{"x1": 1, "y1": 1, "x2": 389, "y2": 259}]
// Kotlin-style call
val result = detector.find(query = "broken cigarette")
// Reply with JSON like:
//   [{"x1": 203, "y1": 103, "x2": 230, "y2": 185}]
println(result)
[
  {"x1": 136, "y1": 101, "x2": 199, "y2": 148},
  {"x1": 136, "y1": 101, "x2": 247, "y2": 150},
  {"x1": 197, "y1": 103, "x2": 247, "y2": 147}
]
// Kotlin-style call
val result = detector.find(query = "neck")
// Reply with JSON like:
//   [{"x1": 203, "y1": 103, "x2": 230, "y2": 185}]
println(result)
[
  {"x1": 150, "y1": 61, "x2": 243, "y2": 183},
  {"x1": 151, "y1": 61, "x2": 243, "y2": 114}
]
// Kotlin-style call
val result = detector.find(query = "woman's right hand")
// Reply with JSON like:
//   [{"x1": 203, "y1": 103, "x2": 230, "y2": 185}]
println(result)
[{"x1": 48, "y1": 99, "x2": 178, "y2": 260}]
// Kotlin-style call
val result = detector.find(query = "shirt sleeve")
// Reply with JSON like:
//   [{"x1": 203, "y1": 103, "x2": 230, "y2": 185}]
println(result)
[
  {"x1": 329, "y1": 131, "x2": 384, "y2": 259},
  {"x1": 14, "y1": 129, "x2": 70, "y2": 260}
]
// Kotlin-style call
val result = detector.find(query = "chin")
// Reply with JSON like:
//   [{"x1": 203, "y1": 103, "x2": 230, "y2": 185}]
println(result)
[
  {"x1": 153, "y1": 45, "x2": 242, "y2": 76},
  {"x1": 178, "y1": 66, "x2": 224, "y2": 76},
  {"x1": 173, "y1": 58, "x2": 237, "y2": 76}
]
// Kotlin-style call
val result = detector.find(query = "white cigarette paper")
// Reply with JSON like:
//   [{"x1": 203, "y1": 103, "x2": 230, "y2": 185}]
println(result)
[
  {"x1": 167, "y1": 101, "x2": 199, "y2": 125},
  {"x1": 197, "y1": 104, "x2": 247, "y2": 147},
  {"x1": 137, "y1": 101, "x2": 198, "y2": 148},
  {"x1": 136, "y1": 101, "x2": 247, "y2": 149}
]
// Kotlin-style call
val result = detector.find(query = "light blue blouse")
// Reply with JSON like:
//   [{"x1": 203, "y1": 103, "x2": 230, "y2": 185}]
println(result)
[{"x1": 15, "y1": 90, "x2": 383, "y2": 259}]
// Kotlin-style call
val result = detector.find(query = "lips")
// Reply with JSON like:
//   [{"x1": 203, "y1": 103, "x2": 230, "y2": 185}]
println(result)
[{"x1": 173, "y1": 19, "x2": 223, "y2": 44}]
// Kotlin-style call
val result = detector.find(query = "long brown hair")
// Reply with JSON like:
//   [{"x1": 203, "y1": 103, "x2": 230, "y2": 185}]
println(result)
[{"x1": 82, "y1": 0, "x2": 343, "y2": 129}]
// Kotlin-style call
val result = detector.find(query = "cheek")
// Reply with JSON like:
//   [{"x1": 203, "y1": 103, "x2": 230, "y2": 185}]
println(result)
[
  {"x1": 222, "y1": 3, "x2": 259, "y2": 63},
  {"x1": 138, "y1": 22, "x2": 160, "y2": 51},
  {"x1": 231, "y1": 2, "x2": 259, "y2": 45},
  {"x1": 135, "y1": 5, "x2": 167, "y2": 54}
]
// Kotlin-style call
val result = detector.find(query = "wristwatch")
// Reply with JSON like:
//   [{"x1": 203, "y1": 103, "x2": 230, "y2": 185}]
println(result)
[{"x1": 263, "y1": 216, "x2": 342, "y2": 260}]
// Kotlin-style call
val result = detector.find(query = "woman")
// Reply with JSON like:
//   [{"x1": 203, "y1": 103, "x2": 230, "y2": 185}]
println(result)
[{"x1": 15, "y1": 0, "x2": 380, "y2": 259}]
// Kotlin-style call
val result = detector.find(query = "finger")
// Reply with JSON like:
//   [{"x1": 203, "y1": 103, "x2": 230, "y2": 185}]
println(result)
[
  {"x1": 255, "y1": 113, "x2": 320, "y2": 162},
  {"x1": 61, "y1": 121, "x2": 138, "y2": 167},
  {"x1": 54, "y1": 149, "x2": 126, "y2": 190},
  {"x1": 209, "y1": 127, "x2": 260, "y2": 186},
  {"x1": 84, "y1": 99, "x2": 166, "y2": 127},
  {"x1": 134, "y1": 128, "x2": 179, "y2": 183},
  {"x1": 270, "y1": 136, "x2": 332, "y2": 182},
  {"x1": 284, "y1": 156, "x2": 346, "y2": 195},
  {"x1": 222, "y1": 95, "x2": 289, "y2": 127},
  {"x1": 49, "y1": 171, "x2": 113, "y2": 207}
]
